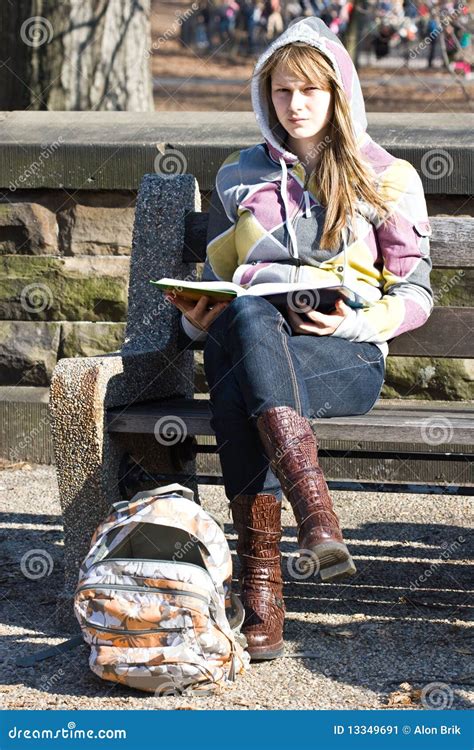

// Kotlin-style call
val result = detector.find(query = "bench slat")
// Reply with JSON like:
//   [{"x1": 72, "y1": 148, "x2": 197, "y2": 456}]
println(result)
[
  {"x1": 177, "y1": 307, "x2": 474, "y2": 358},
  {"x1": 183, "y1": 213, "x2": 474, "y2": 267},
  {"x1": 107, "y1": 398, "x2": 474, "y2": 444}
]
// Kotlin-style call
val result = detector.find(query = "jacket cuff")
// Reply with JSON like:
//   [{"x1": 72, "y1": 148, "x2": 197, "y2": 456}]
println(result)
[
  {"x1": 180, "y1": 314, "x2": 208, "y2": 342},
  {"x1": 330, "y1": 309, "x2": 361, "y2": 341}
]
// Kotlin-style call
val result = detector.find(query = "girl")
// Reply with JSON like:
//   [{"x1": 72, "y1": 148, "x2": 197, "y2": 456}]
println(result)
[{"x1": 166, "y1": 17, "x2": 433, "y2": 661}]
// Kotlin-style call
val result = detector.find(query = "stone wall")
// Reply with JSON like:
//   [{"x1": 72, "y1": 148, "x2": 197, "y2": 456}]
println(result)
[{"x1": 0, "y1": 189, "x2": 134, "y2": 386}]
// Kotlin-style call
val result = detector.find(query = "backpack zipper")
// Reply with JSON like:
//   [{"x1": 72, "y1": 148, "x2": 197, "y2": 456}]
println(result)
[
  {"x1": 89, "y1": 557, "x2": 214, "y2": 578},
  {"x1": 76, "y1": 582, "x2": 210, "y2": 605},
  {"x1": 83, "y1": 622, "x2": 189, "y2": 635}
]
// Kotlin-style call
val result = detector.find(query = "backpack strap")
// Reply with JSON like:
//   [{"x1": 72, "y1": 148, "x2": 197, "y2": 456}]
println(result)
[{"x1": 16, "y1": 635, "x2": 83, "y2": 667}]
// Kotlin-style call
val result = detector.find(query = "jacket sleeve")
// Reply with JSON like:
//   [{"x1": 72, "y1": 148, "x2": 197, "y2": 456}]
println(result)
[
  {"x1": 331, "y1": 161, "x2": 433, "y2": 344},
  {"x1": 180, "y1": 151, "x2": 241, "y2": 341}
]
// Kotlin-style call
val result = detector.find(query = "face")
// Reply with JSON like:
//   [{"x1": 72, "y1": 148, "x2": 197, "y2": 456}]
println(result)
[{"x1": 270, "y1": 62, "x2": 333, "y2": 143}]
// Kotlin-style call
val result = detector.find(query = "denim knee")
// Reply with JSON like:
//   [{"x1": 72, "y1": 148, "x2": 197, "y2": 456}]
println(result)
[{"x1": 225, "y1": 295, "x2": 283, "y2": 336}]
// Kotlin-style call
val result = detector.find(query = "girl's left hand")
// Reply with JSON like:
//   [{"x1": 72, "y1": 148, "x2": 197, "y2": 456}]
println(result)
[{"x1": 286, "y1": 298, "x2": 352, "y2": 336}]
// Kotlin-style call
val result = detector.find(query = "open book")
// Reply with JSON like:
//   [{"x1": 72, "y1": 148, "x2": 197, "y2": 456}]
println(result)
[{"x1": 150, "y1": 277, "x2": 370, "y2": 312}]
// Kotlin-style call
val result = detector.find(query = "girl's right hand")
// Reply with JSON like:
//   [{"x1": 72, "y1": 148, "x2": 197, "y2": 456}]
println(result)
[{"x1": 165, "y1": 293, "x2": 231, "y2": 332}]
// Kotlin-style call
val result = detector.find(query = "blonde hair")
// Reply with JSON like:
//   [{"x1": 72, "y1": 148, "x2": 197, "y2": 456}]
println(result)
[{"x1": 257, "y1": 43, "x2": 391, "y2": 250}]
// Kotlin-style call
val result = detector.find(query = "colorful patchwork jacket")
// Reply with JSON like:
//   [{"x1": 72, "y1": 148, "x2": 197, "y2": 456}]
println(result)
[{"x1": 181, "y1": 17, "x2": 433, "y2": 359}]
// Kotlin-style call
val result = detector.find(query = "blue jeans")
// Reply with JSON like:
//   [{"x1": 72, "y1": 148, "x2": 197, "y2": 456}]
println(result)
[{"x1": 203, "y1": 296, "x2": 385, "y2": 501}]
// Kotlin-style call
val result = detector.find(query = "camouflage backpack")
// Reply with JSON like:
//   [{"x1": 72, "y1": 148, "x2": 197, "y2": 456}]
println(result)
[{"x1": 73, "y1": 483, "x2": 250, "y2": 695}]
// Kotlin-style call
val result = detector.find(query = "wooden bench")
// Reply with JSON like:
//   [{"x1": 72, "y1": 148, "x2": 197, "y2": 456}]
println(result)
[
  {"x1": 109, "y1": 209, "x2": 474, "y2": 497},
  {"x1": 49, "y1": 173, "x2": 473, "y2": 630}
]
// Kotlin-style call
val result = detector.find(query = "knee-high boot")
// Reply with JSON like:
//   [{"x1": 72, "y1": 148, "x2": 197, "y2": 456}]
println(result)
[
  {"x1": 230, "y1": 493, "x2": 285, "y2": 660},
  {"x1": 256, "y1": 406, "x2": 356, "y2": 582}
]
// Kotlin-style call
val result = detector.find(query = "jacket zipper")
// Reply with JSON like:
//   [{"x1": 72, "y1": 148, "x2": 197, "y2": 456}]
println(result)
[
  {"x1": 290, "y1": 170, "x2": 312, "y2": 283},
  {"x1": 76, "y1": 582, "x2": 210, "y2": 605}
]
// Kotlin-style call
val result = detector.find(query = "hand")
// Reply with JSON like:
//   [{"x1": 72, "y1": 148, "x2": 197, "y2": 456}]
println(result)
[
  {"x1": 286, "y1": 298, "x2": 352, "y2": 336},
  {"x1": 165, "y1": 292, "x2": 231, "y2": 332}
]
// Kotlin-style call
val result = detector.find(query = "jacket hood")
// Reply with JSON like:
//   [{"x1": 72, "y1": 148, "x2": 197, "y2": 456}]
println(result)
[{"x1": 251, "y1": 17, "x2": 368, "y2": 164}]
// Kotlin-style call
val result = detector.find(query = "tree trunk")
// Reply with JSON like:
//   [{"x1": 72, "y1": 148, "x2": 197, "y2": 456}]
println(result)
[{"x1": 0, "y1": 0, "x2": 153, "y2": 111}]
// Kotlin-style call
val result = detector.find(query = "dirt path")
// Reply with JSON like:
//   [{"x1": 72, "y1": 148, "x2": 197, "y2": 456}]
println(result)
[{"x1": 151, "y1": 0, "x2": 474, "y2": 112}]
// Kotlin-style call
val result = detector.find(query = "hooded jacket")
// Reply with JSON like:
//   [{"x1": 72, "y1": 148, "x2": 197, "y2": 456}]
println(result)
[{"x1": 181, "y1": 17, "x2": 433, "y2": 359}]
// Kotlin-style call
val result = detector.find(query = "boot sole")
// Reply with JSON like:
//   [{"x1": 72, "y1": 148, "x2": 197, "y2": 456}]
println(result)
[
  {"x1": 300, "y1": 542, "x2": 357, "y2": 582},
  {"x1": 248, "y1": 642, "x2": 285, "y2": 661}
]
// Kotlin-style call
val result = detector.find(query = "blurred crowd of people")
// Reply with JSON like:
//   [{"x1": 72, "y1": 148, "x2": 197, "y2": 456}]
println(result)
[{"x1": 178, "y1": 0, "x2": 473, "y2": 75}]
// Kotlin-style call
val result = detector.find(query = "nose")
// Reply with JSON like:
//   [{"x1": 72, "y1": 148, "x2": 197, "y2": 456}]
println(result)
[{"x1": 288, "y1": 89, "x2": 304, "y2": 113}]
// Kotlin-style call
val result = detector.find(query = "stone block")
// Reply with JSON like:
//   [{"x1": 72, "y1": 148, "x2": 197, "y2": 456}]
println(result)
[
  {"x1": 431, "y1": 268, "x2": 473, "y2": 307},
  {"x1": 383, "y1": 356, "x2": 474, "y2": 401},
  {"x1": 58, "y1": 204, "x2": 134, "y2": 255},
  {"x1": 60, "y1": 321, "x2": 126, "y2": 358},
  {"x1": 0, "y1": 256, "x2": 129, "y2": 322},
  {"x1": 0, "y1": 321, "x2": 60, "y2": 386},
  {"x1": 0, "y1": 201, "x2": 57, "y2": 255}
]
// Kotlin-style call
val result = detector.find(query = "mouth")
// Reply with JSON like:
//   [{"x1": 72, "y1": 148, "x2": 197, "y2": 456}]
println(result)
[{"x1": 288, "y1": 118, "x2": 307, "y2": 123}]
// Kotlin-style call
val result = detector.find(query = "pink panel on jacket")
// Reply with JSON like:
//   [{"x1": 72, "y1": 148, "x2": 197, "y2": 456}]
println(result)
[
  {"x1": 376, "y1": 211, "x2": 421, "y2": 278},
  {"x1": 393, "y1": 297, "x2": 429, "y2": 337}
]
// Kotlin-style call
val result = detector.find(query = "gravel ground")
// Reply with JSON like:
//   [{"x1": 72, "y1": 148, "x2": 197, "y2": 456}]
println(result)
[{"x1": 0, "y1": 464, "x2": 472, "y2": 711}]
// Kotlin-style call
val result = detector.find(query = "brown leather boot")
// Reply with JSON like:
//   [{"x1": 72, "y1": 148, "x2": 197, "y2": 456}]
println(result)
[
  {"x1": 230, "y1": 493, "x2": 285, "y2": 661},
  {"x1": 256, "y1": 406, "x2": 356, "y2": 582}
]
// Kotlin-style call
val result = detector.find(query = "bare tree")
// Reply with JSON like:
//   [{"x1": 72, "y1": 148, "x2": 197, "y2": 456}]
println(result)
[{"x1": 0, "y1": 0, "x2": 153, "y2": 111}]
